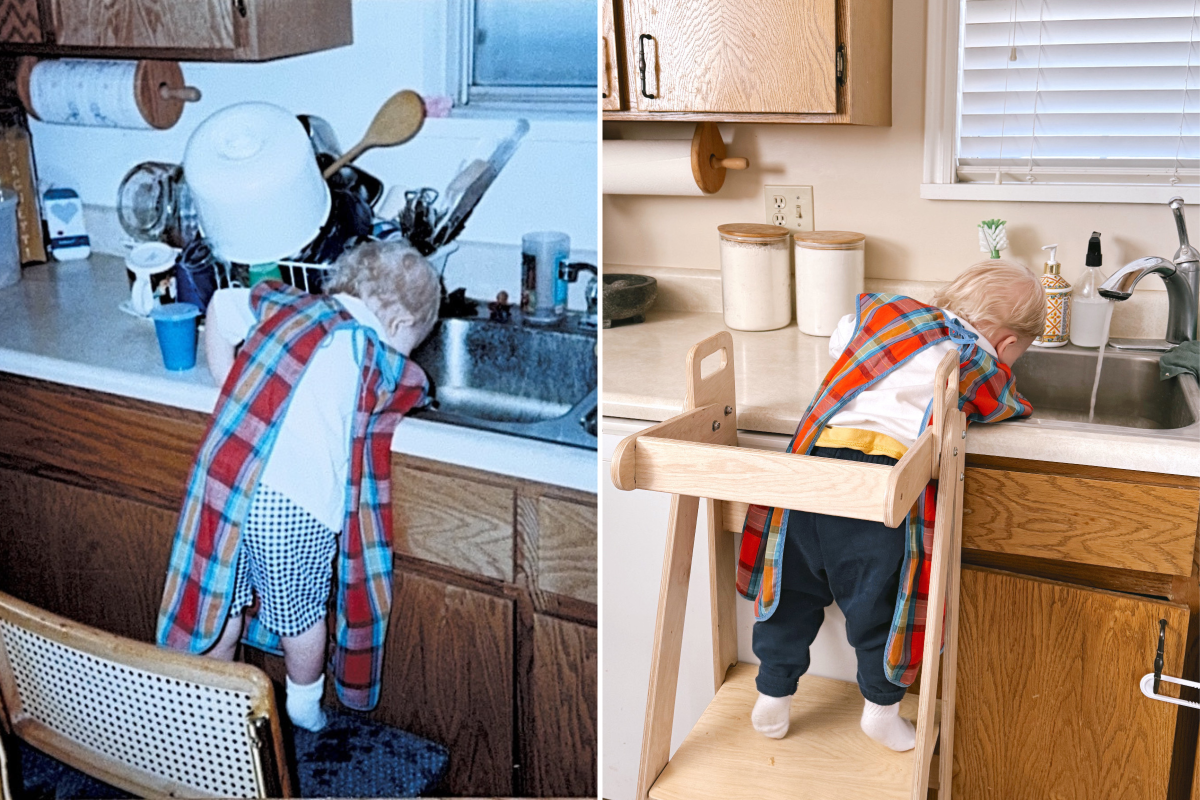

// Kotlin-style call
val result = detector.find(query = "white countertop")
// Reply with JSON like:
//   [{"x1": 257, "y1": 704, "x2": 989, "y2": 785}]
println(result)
[
  {"x1": 0, "y1": 257, "x2": 596, "y2": 493},
  {"x1": 602, "y1": 309, "x2": 1200, "y2": 477}
]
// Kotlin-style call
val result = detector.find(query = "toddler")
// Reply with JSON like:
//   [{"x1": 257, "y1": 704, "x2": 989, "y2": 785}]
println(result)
[
  {"x1": 739, "y1": 260, "x2": 1044, "y2": 751},
  {"x1": 157, "y1": 241, "x2": 439, "y2": 732}
]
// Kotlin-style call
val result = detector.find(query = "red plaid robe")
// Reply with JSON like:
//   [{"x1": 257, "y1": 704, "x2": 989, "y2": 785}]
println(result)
[
  {"x1": 158, "y1": 282, "x2": 426, "y2": 709},
  {"x1": 737, "y1": 294, "x2": 1031, "y2": 685}
]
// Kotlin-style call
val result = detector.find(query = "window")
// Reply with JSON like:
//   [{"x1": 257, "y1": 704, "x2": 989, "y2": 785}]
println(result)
[
  {"x1": 922, "y1": 0, "x2": 1200, "y2": 203},
  {"x1": 448, "y1": 0, "x2": 597, "y2": 111}
]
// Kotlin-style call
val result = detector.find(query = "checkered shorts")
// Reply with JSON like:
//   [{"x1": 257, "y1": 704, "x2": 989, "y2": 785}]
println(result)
[{"x1": 230, "y1": 484, "x2": 338, "y2": 637}]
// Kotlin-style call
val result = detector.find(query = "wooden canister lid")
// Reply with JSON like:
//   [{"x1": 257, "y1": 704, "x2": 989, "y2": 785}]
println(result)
[
  {"x1": 794, "y1": 231, "x2": 866, "y2": 250},
  {"x1": 718, "y1": 223, "x2": 789, "y2": 243}
]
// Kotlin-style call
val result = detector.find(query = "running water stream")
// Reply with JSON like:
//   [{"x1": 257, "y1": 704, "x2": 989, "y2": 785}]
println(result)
[{"x1": 1087, "y1": 300, "x2": 1116, "y2": 423}]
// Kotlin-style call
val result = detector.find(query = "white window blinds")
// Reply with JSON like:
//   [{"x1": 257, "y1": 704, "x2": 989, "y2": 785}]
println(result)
[{"x1": 957, "y1": 0, "x2": 1200, "y2": 186}]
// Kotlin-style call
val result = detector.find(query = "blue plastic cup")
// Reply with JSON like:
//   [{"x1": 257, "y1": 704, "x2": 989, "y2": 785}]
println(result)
[{"x1": 150, "y1": 303, "x2": 201, "y2": 370}]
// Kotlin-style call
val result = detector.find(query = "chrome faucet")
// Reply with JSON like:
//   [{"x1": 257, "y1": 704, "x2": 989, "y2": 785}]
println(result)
[
  {"x1": 1100, "y1": 197, "x2": 1198, "y2": 346},
  {"x1": 560, "y1": 262, "x2": 598, "y2": 329}
]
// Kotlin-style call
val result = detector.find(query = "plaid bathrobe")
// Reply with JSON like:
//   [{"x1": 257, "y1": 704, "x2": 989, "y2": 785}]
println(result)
[
  {"x1": 736, "y1": 293, "x2": 1032, "y2": 686},
  {"x1": 157, "y1": 281, "x2": 427, "y2": 710}
]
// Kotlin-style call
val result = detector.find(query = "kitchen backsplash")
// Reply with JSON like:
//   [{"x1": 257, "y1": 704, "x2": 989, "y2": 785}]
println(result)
[{"x1": 621, "y1": 263, "x2": 1169, "y2": 341}]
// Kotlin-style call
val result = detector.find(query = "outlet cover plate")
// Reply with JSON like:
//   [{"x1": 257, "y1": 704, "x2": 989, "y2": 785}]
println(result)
[{"x1": 764, "y1": 185, "x2": 815, "y2": 236}]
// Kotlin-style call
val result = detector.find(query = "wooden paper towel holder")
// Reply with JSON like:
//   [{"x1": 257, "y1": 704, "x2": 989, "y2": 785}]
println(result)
[
  {"x1": 16, "y1": 56, "x2": 201, "y2": 130},
  {"x1": 691, "y1": 121, "x2": 748, "y2": 194}
]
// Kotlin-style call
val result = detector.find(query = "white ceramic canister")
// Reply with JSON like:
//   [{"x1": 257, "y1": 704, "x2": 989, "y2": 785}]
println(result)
[
  {"x1": 717, "y1": 223, "x2": 791, "y2": 331},
  {"x1": 794, "y1": 231, "x2": 866, "y2": 336}
]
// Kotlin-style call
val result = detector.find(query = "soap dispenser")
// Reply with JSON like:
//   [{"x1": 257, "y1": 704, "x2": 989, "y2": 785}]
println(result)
[
  {"x1": 1033, "y1": 243, "x2": 1071, "y2": 348},
  {"x1": 1069, "y1": 232, "x2": 1110, "y2": 348}
]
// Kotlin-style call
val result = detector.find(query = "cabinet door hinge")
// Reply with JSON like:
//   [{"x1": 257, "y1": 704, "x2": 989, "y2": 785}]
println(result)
[{"x1": 836, "y1": 44, "x2": 846, "y2": 85}]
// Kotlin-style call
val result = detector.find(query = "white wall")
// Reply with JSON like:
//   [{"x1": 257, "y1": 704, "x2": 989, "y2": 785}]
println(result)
[{"x1": 29, "y1": 0, "x2": 598, "y2": 300}]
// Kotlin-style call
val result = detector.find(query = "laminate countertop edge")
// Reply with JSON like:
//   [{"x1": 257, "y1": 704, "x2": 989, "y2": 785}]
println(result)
[
  {"x1": 602, "y1": 311, "x2": 1200, "y2": 479},
  {"x1": 0, "y1": 259, "x2": 596, "y2": 494}
]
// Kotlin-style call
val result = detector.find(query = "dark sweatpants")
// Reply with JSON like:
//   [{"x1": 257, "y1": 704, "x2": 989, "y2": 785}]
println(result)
[{"x1": 752, "y1": 445, "x2": 908, "y2": 706}]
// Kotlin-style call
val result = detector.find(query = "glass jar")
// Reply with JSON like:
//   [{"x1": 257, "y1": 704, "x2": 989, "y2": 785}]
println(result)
[{"x1": 717, "y1": 223, "x2": 791, "y2": 331}]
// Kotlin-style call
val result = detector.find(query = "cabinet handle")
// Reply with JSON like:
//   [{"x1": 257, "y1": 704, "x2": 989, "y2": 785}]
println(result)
[
  {"x1": 234, "y1": 0, "x2": 247, "y2": 18},
  {"x1": 1139, "y1": 619, "x2": 1200, "y2": 711},
  {"x1": 638, "y1": 33, "x2": 657, "y2": 99}
]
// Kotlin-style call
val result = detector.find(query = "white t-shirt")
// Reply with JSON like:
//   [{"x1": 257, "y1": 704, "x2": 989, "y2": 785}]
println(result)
[
  {"x1": 823, "y1": 309, "x2": 996, "y2": 448},
  {"x1": 208, "y1": 288, "x2": 389, "y2": 531}
]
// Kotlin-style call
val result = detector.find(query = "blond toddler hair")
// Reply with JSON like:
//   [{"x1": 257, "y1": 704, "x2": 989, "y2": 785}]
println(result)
[
  {"x1": 325, "y1": 240, "x2": 441, "y2": 352},
  {"x1": 930, "y1": 259, "x2": 1045, "y2": 341}
]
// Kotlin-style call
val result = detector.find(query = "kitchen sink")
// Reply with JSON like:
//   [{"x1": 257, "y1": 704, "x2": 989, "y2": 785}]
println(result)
[
  {"x1": 1008, "y1": 344, "x2": 1198, "y2": 440},
  {"x1": 409, "y1": 310, "x2": 597, "y2": 449}
]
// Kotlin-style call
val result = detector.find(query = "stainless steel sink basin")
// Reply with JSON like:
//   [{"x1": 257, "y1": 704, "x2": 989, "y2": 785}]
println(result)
[
  {"x1": 409, "y1": 311, "x2": 597, "y2": 449},
  {"x1": 1008, "y1": 344, "x2": 1198, "y2": 440}
]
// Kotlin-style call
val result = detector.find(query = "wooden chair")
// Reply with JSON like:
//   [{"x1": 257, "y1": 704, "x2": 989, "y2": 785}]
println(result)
[
  {"x1": 0, "y1": 590, "x2": 291, "y2": 798},
  {"x1": 610, "y1": 332, "x2": 968, "y2": 800}
]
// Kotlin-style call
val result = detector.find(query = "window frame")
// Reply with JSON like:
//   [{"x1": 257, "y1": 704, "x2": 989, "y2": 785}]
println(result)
[
  {"x1": 446, "y1": 0, "x2": 597, "y2": 115},
  {"x1": 920, "y1": 0, "x2": 1200, "y2": 204}
]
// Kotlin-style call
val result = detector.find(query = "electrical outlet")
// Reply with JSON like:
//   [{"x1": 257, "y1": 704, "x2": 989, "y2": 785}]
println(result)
[{"x1": 764, "y1": 185, "x2": 815, "y2": 236}]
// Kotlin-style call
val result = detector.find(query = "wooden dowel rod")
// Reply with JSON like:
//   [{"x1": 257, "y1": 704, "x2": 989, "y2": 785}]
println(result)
[
  {"x1": 710, "y1": 156, "x2": 748, "y2": 170},
  {"x1": 159, "y1": 85, "x2": 202, "y2": 103}
]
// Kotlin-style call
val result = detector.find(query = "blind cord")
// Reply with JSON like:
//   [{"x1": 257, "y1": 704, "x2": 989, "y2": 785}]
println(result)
[
  {"x1": 1024, "y1": 0, "x2": 1049, "y2": 183},
  {"x1": 1171, "y1": 1, "x2": 1199, "y2": 186}
]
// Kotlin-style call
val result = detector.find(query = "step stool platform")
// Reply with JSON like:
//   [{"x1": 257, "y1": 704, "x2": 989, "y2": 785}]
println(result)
[{"x1": 650, "y1": 663, "x2": 939, "y2": 800}]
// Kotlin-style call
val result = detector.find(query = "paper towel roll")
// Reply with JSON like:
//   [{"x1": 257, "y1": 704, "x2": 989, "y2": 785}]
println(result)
[
  {"x1": 29, "y1": 59, "x2": 151, "y2": 129},
  {"x1": 603, "y1": 139, "x2": 707, "y2": 196}
]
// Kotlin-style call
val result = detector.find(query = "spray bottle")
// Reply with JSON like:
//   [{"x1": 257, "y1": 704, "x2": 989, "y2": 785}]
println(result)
[
  {"x1": 1070, "y1": 232, "x2": 1109, "y2": 348},
  {"x1": 1032, "y1": 243, "x2": 1071, "y2": 348}
]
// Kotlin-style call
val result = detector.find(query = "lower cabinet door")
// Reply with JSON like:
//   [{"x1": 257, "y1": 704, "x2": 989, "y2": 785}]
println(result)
[
  {"x1": 0, "y1": 467, "x2": 176, "y2": 642},
  {"x1": 378, "y1": 568, "x2": 514, "y2": 797},
  {"x1": 954, "y1": 566, "x2": 1189, "y2": 799},
  {"x1": 520, "y1": 613, "x2": 597, "y2": 797}
]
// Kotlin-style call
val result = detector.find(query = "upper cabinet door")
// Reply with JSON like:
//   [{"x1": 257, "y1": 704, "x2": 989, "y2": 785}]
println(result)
[
  {"x1": 622, "y1": 0, "x2": 837, "y2": 114},
  {"x1": 49, "y1": 0, "x2": 235, "y2": 51},
  {"x1": 0, "y1": 0, "x2": 44, "y2": 43}
]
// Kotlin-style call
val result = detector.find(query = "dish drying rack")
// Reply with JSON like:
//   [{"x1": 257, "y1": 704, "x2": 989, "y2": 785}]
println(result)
[
  {"x1": 212, "y1": 260, "x2": 336, "y2": 295},
  {"x1": 611, "y1": 331, "x2": 968, "y2": 800}
]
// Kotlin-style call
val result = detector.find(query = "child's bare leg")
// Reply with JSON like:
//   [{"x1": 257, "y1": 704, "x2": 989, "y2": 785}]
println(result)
[
  {"x1": 282, "y1": 618, "x2": 328, "y2": 732},
  {"x1": 207, "y1": 612, "x2": 243, "y2": 661}
]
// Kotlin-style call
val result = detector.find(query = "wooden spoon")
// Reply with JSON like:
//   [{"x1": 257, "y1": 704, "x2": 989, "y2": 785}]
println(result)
[{"x1": 322, "y1": 90, "x2": 425, "y2": 178}]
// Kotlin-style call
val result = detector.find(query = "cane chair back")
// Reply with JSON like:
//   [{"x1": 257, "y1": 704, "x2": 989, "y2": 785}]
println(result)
[{"x1": 0, "y1": 591, "x2": 290, "y2": 798}]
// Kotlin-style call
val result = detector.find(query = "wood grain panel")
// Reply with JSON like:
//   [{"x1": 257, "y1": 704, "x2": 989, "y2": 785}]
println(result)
[
  {"x1": 534, "y1": 497, "x2": 597, "y2": 604},
  {"x1": 954, "y1": 567, "x2": 1188, "y2": 800},
  {"x1": 245, "y1": 0, "x2": 352, "y2": 60},
  {"x1": 0, "y1": 376, "x2": 207, "y2": 510},
  {"x1": 0, "y1": 467, "x2": 175, "y2": 642},
  {"x1": 49, "y1": 0, "x2": 235, "y2": 49},
  {"x1": 521, "y1": 614, "x2": 597, "y2": 797},
  {"x1": 602, "y1": 0, "x2": 622, "y2": 110},
  {"x1": 963, "y1": 468, "x2": 1199, "y2": 576},
  {"x1": 377, "y1": 568, "x2": 514, "y2": 797},
  {"x1": 622, "y1": 0, "x2": 836, "y2": 113},
  {"x1": 392, "y1": 462, "x2": 515, "y2": 582},
  {"x1": 0, "y1": 0, "x2": 41, "y2": 43}
]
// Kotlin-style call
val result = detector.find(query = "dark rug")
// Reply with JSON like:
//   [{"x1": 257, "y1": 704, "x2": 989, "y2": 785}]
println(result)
[{"x1": 9, "y1": 710, "x2": 449, "y2": 798}]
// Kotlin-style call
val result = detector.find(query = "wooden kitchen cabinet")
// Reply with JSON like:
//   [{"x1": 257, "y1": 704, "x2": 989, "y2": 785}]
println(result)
[
  {"x1": 956, "y1": 566, "x2": 1189, "y2": 799},
  {"x1": 958, "y1": 455, "x2": 1200, "y2": 800},
  {"x1": 0, "y1": 372, "x2": 597, "y2": 797},
  {"x1": 0, "y1": 0, "x2": 350, "y2": 61},
  {"x1": 604, "y1": 0, "x2": 891, "y2": 124}
]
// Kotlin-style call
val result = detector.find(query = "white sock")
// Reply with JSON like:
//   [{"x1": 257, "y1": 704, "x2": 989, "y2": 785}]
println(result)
[
  {"x1": 286, "y1": 674, "x2": 328, "y2": 732},
  {"x1": 751, "y1": 692, "x2": 792, "y2": 739},
  {"x1": 860, "y1": 698, "x2": 915, "y2": 751}
]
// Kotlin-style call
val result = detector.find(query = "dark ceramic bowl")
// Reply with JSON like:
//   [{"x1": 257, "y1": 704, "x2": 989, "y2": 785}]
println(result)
[{"x1": 603, "y1": 274, "x2": 658, "y2": 326}]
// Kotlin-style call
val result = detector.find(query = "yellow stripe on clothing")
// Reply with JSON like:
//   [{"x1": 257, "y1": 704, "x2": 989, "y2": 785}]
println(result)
[{"x1": 814, "y1": 427, "x2": 909, "y2": 460}]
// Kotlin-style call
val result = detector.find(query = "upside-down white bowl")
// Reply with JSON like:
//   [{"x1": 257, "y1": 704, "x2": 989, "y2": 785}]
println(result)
[{"x1": 183, "y1": 102, "x2": 330, "y2": 265}]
